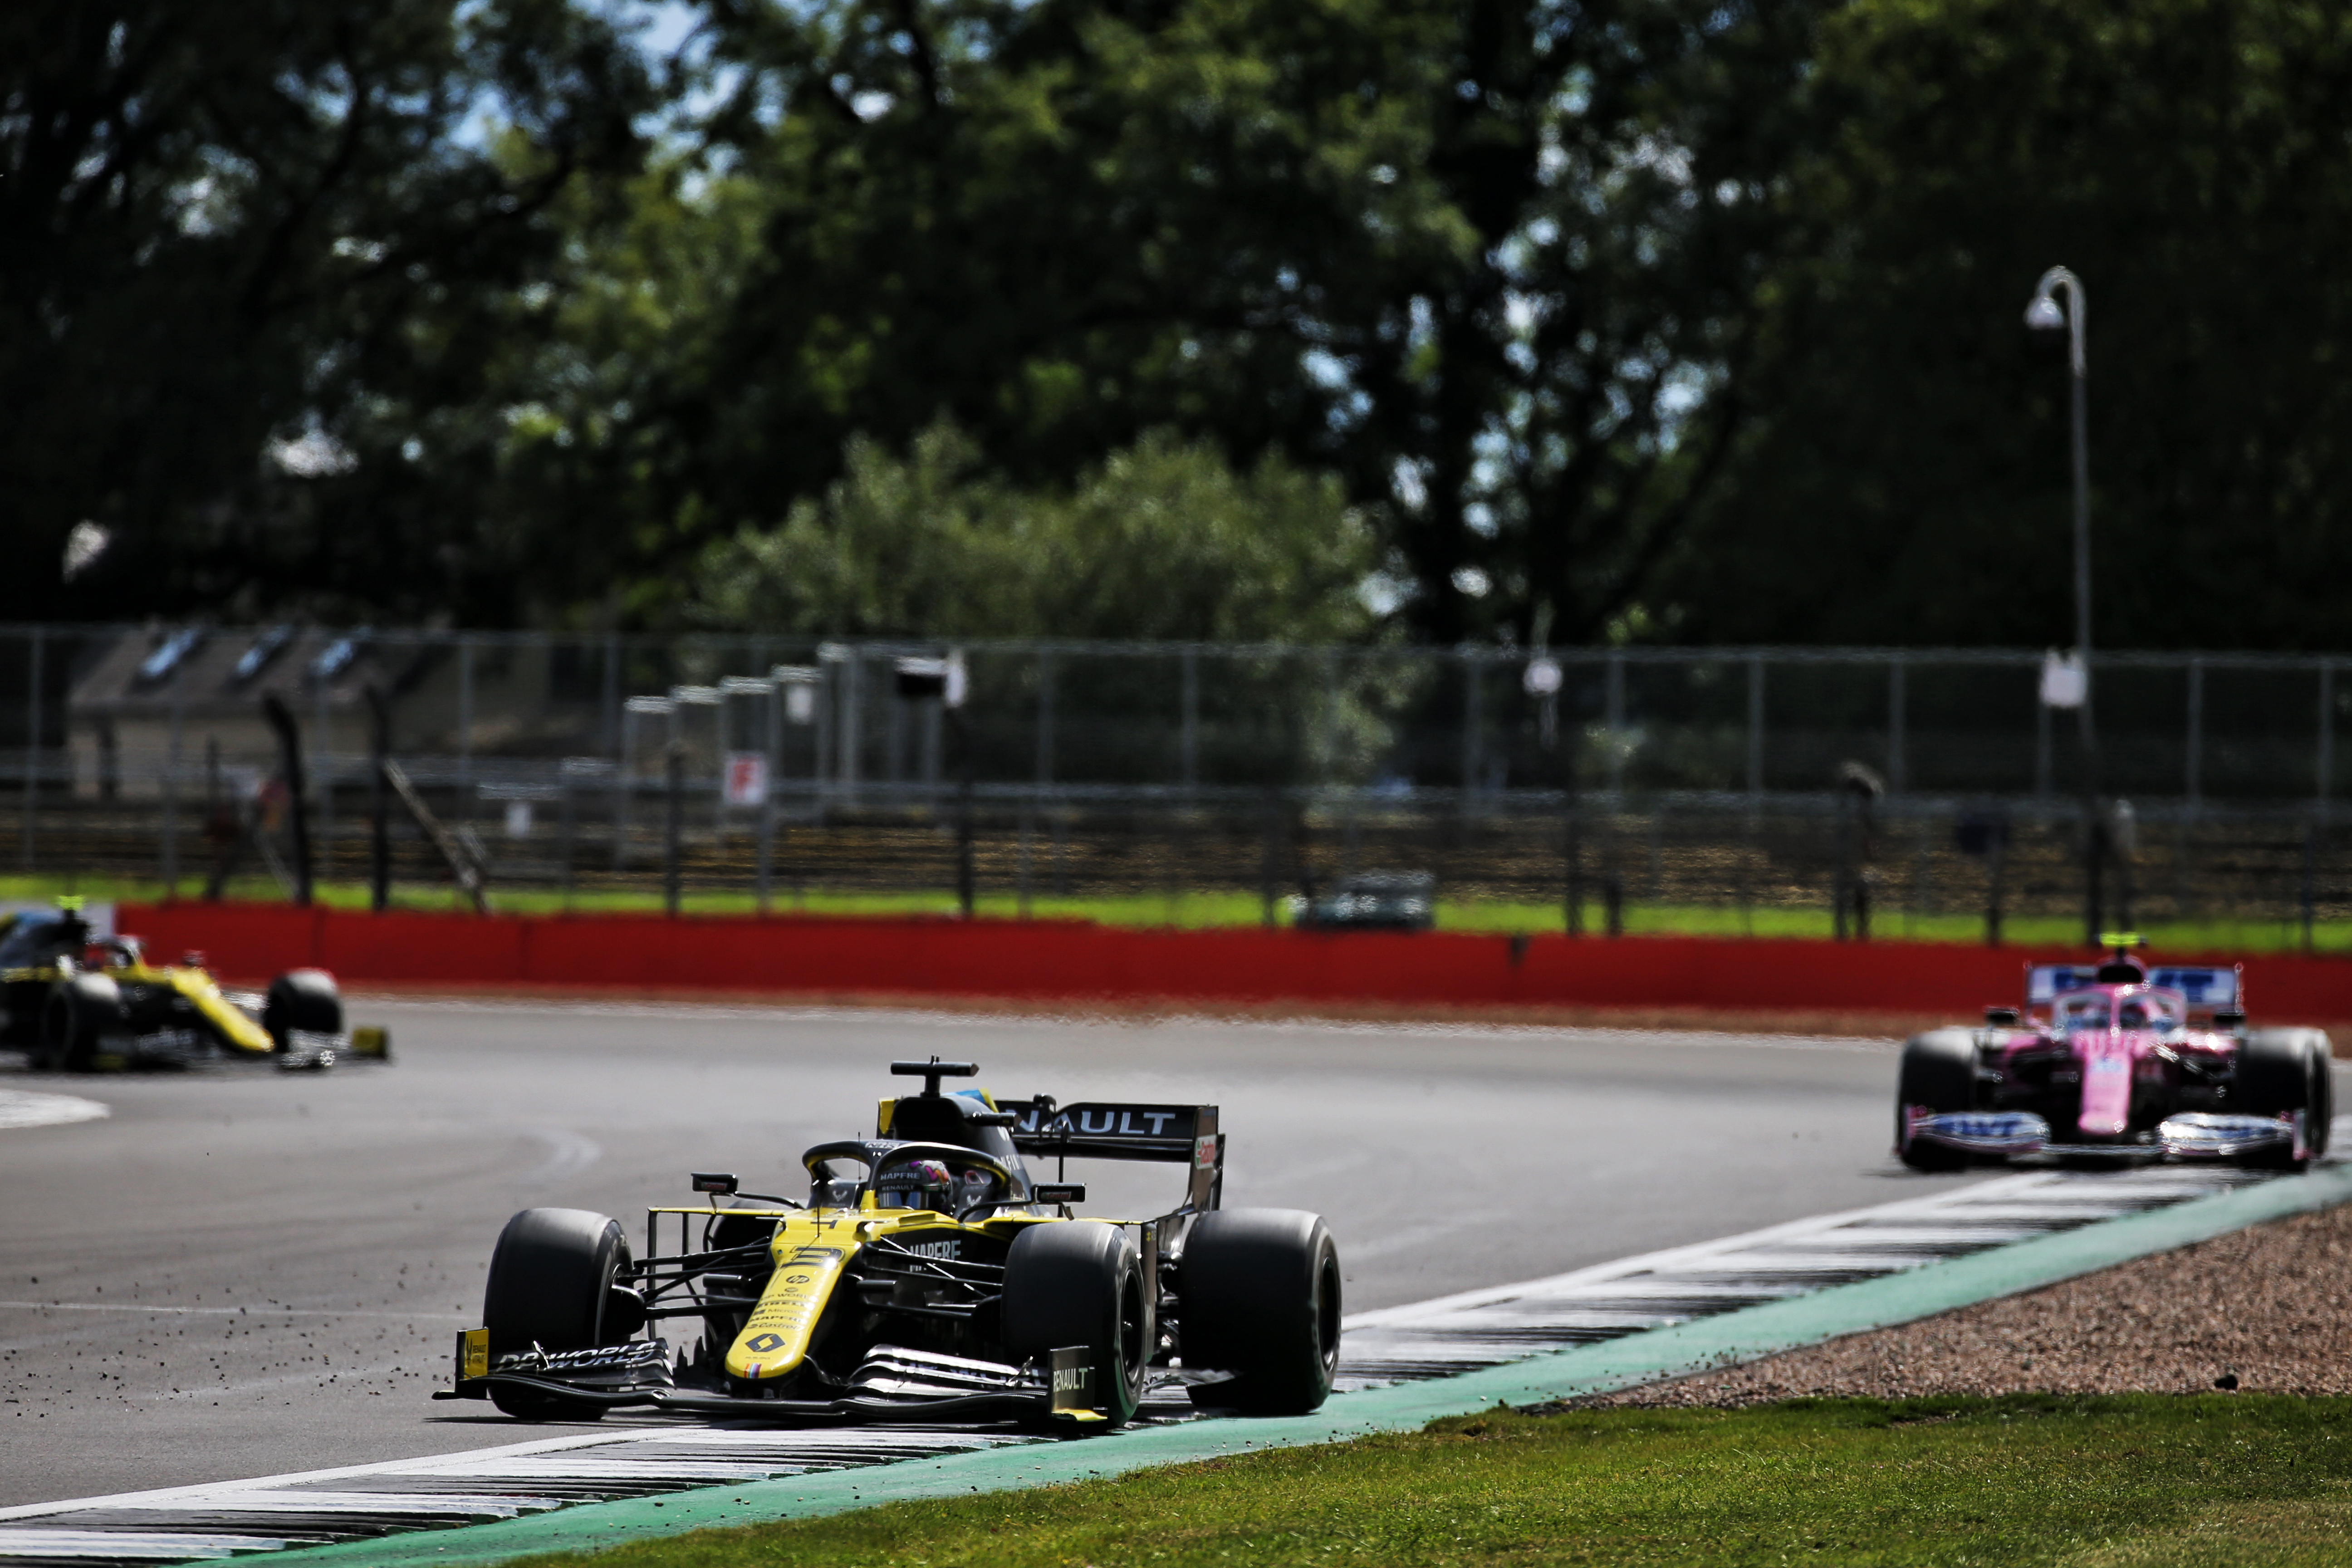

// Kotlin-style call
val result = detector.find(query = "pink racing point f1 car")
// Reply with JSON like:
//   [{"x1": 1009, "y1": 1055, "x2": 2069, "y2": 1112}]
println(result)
[{"x1": 1896, "y1": 942, "x2": 2334, "y2": 1171}]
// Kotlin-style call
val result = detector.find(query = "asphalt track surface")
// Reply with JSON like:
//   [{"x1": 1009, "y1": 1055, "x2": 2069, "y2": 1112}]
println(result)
[{"x1": 0, "y1": 1000, "x2": 1978, "y2": 1508}]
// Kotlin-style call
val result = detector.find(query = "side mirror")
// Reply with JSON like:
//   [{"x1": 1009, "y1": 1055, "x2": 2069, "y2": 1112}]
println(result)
[
  {"x1": 2213, "y1": 1009, "x2": 2246, "y2": 1029},
  {"x1": 1984, "y1": 1007, "x2": 2020, "y2": 1026},
  {"x1": 691, "y1": 1171, "x2": 739, "y2": 1196},
  {"x1": 1033, "y1": 1184, "x2": 1086, "y2": 1204}
]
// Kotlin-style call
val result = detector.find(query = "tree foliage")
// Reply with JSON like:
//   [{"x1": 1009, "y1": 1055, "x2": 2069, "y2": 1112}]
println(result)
[
  {"x1": 12, "y1": 0, "x2": 2352, "y2": 652},
  {"x1": 542, "y1": 0, "x2": 1811, "y2": 642},
  {"x1": 686, "y1": 424, "x2": 1379, "y2": 641},
  {"x1": 0, "y1": 0, "x2": 649, "y2": 624},
  {"x1": 1662, "y1": 0, "x2": 2352, "y2": 650}
]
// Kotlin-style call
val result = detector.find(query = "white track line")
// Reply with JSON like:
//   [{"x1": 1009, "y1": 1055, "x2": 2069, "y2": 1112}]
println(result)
[{"x1": 0, "y1": 1090, "x2": 109, "y2": 1131}]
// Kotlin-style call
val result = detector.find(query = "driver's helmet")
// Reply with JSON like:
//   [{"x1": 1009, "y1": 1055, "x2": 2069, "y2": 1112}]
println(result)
[
  {"x1": 875, "y1": 1156, "x2": 954, "y2": 1211},
  {"x1": 2117, "y1": 998, "x2": 2150, "y2": 1029},
  {"x1": 955, "y1": 1166, "x2": 998, "y2": 1212}
]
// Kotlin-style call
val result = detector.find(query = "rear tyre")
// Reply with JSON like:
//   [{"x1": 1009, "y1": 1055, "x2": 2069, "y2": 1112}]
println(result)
[
  {"x1": 1178, "y1": 1209, "x2": 1341, "y2": 1415},
  {"x1": 262, "y1": 970, "x2": 343, "y2": 1050},
  {"x1": 39, "y1": 974, "x2": 122, "y2": 1073},
  {"x1": 2239, "y1": 1029, "x2": 2326, "y2": 1170},
  {"x1": 1895, "y1": 1029, "x2": 1980, "y2": 1171},
  {"x1": 482, "y1": 1207, "x2": 631, "y2": 1419},
  {"x1": 1002, "y1": 1221, "x2": 1148, "y2": 1425}
]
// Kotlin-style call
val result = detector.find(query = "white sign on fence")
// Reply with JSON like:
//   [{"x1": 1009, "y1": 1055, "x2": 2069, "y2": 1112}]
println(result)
[
  {"x1": 723, "y1": 751, "x2": 769, "y2": 807},
  {"x1": 2038, "y1": 650, "x2": 2087, "y2": 710}
]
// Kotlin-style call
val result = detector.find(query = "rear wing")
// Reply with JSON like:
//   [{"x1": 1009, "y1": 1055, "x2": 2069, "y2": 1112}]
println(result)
[
  {"x1": 1009, "y1": 1100, "x2": 1222, "y2": 1211},
  {"x1": 2024, "y1": 962, "x2": 2242, "y2": 1016}
]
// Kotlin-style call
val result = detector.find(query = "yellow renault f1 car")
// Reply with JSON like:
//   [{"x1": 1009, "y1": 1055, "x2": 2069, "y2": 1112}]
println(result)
[
  {"x1": 0, "y1": 900, "x2": 387, "y2": 1072},
  {"x1": 439, "y1": 1059, "x2": 1342, "y2": 1426}
]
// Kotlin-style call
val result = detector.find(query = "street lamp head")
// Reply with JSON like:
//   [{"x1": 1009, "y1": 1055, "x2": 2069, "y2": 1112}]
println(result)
[{"x1": 2024, "y1": 296, "x2": 2066, "y2": 332}]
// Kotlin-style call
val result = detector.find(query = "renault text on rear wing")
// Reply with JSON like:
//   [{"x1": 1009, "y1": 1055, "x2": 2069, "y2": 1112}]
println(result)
[{"x1": 1009, "y1": 1100, "x2": 1222, "y2": 1210}]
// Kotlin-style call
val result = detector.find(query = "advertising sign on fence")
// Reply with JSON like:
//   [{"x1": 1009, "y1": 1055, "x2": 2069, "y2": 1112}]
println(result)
[{"x1": 723, "y1": 752, "x2": 769, "y2": 808}]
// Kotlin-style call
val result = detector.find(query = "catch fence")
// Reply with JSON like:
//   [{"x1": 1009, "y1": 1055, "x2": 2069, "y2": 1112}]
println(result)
[{"x1": 5, "y1": 624, "x2": 2350, "y2": 941}]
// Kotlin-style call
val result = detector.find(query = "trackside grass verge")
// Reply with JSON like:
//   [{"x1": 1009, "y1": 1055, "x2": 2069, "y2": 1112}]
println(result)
[{"x1": 508, "y1": 1395, "x2": 2352, "y2": 1568}]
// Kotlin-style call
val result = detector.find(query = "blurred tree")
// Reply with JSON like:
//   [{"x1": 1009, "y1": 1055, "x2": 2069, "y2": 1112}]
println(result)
[
  {"x1": 1662, "y1": 0, "x2": 2352, "y2": 650},
  {"x1": 0, "y1": 0, "x2": 649, "y2": 624},
  {"x1": 686, "y1": 422, "x2": 1380, "y2": 641},
  {"x1": 571, "y1": 0, "x2": 1812, "y2": 643}
]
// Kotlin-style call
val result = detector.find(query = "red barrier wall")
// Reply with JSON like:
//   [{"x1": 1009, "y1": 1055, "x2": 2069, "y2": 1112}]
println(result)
[{"x1": 116, "y1": 902, "x2": 2352, "y2": 1024}]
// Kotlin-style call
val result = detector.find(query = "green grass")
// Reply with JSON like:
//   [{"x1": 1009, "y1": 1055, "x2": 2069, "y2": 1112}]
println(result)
[
  {"x1": 4, "y1": 874, "x2": 2346, "y2": 955},
  {"x1": 513, "y1": 1397, "x2": 2352, "y2": 1568}
]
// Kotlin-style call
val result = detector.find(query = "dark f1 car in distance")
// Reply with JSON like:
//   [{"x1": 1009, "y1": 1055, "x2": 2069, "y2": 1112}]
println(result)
[
  {"x1": 0, "y1": 900, "x2": 387, "y2": 1071},
  {"x1": 1896, "y1": 939, "x2": 2333, "y2": 1170},
  {"x1": 441, "y1": 1059, "x2": 1342, "y2": 1427},
  {"x1": 1298, "y1": 871, "x2": 1436, "y2": 932}
]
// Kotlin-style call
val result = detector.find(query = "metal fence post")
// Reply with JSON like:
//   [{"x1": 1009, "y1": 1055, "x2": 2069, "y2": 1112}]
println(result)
[
  {"x1": 20, "y1": 627, "x2": 41, "y2": 871},
  {"x1": 2035, "y1": 694, "x2": 2053, "y2": 800},
  {"x1": 559, "y1": 766, "x2": 576, "y2": 909},
  {"x1": 366, "y1": 685, "x2": 392, "y2": 913},
  {"x1": 1458, "y1": 652, "x2": 1481, "y2": 809},
  {"x1": 457, "y1": 636, "x2": 475, "y2": 792},
  {"x1": 1605, "y1": 653, "x2": 1626, "y2": 799},
  {"x1": 842, "y1": 650, "x2": 865, "y2": 804},
  {"x1": 1887, "y1": 656, "x2": 1907, "y2": 795},
  {"x1": 1320, "y1": 649, "x2": 1342, "y2": 787},
  {"x1": 1017, "y1": 809, "x2": 1034, "y2": 918},
  {"x1": 602, "y1": 632, "x2": 621, "y2": 758},
  {"x1": 2317, "y1": 659, "x2": 2334, "y2": 813},
  {"x1": 759, "y1": 674, "x2": 782, "y2": 913},
  {"x1": 815, "y1": 645, "x2": 843, "y2": 802},
  {"x1": 2302, "y1": 814, "x2": 2318, "y2": 954},
  {"x1": 1260, "y1": 785, "x2": 1281, "y2": 927},
  {"x1": 1035, "y1": 648, "x2": 1055, "y2": 794},
  {"x1": 2185, "y1": 657, "x2": 2203, "y2": 810},
  {"x1": 313, "y1": 672, "x2": 333, "y2": 882},
  {"x1": 1181, "y1": 648, "x2": 1199, "y2": 798},
  {"x1": 162, "y1": 657, "x2": 186, "y2": 897},
  {"x1": 1745, "y1": 654, "x2": 1764, "y2": 802},
  {"x1": 664, "y1": 743, "x2": 684, "y2": 916}
]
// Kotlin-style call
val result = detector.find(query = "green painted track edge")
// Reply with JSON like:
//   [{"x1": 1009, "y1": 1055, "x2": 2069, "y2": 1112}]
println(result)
[{"x1": 265, "y1": 1162, "x2": 2352, "y2": 1566}]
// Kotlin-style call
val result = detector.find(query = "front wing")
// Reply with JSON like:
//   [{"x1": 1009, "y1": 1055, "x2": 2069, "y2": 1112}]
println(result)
[{"x1": 436, "y1": 1334, "x2": 1118, "y2": 1424}]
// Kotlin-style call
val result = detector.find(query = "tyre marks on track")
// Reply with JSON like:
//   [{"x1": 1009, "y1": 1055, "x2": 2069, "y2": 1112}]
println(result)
[{"x1": 0, "y1": 1150, "x2": 2324, "y2": 1567}]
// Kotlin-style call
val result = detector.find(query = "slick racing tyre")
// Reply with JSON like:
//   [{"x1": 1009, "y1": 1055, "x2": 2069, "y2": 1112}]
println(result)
[
  {"x1": 1003, "y1": 1221, "x2": 1149, "y2": 1425},
  {"x1": 262, "y1": 969, "x2": 343, "y2": 1051},
  {"x1": 38, "y1": 973, "x2": 122, "y2": 1073},
  {"x1": 1894, "y1": 1029, "x2": 1980, "y2": 1171},
  {"x1": 1178, "y1": 1208, "x2": 1341, "y2": 1415},
  {"x1": 483, "y1": 1208, "x2": 633, "y2": 1419},
  {"x1": 2238, "y1": 1029, "x2": 2332, "y2": 1169}
]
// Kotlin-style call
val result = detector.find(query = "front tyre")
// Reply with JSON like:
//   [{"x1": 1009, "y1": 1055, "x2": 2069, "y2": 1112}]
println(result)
[
  {"x1": 263, "y1": 969, "x2": 343, "y2": 1050},
  {"x1": 1894, "y1": 1029, "x2": 1980, "y2": 1171},
  {"x1": 1178, "y1": 1209, "x2": 1341, "y2": 1415},
  {"x1": 1002, "y1": 1221, "x2": 1148, "y2": 1425},
  {"x1": 2239, "y1": 1029, "x2": 2329, "y2": 1170},
  {"x1": 482, "y1": 1207, "x2": 632, "y2": 1419},
  {"x1": 39, "y1": 974, "x2": 123, "y2": 1073}
]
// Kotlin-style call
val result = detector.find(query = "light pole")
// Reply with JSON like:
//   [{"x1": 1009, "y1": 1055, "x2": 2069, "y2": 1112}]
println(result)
[{"x1": 2024, "y1": 266, "x2": 2103, "y2": 941}]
